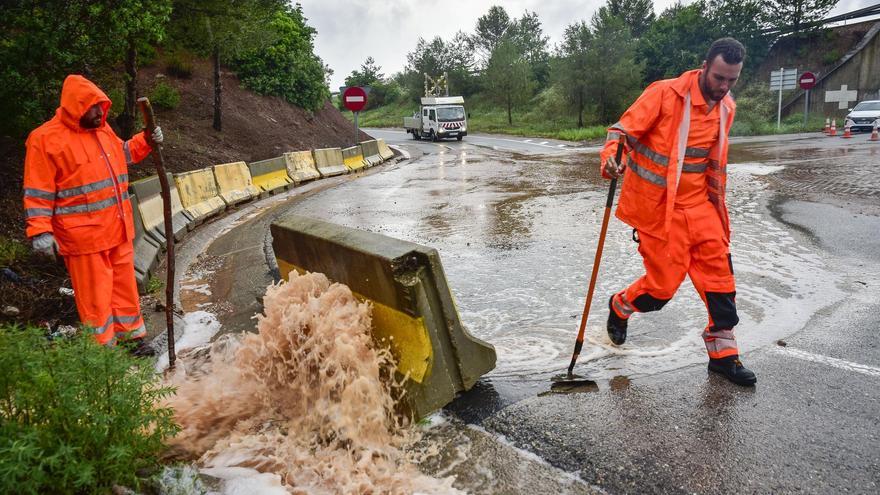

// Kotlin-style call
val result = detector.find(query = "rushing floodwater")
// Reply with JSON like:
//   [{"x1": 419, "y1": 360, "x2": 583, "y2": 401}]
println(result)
[{"x1": 290, "y1": 142, "x2": 845, "y2": 388}]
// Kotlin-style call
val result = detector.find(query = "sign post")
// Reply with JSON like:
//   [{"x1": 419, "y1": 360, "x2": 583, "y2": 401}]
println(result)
[
  {"x1": 770, "y1": 68, "x2": 798, "y2": 129},
  {"x1": 342, "y1": 86, "x2": 368, "y2": 145},
  {"x1": 799, "y1": 71, "x2": 817, "y2": 126}
]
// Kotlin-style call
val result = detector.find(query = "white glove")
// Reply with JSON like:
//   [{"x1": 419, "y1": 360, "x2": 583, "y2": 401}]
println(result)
[
  {"x1": 151, "y1": 126, "x2": 164, "y2": 144},
  {"x1": 32, "y1": 233, "x2": 59, "y2": 260}
]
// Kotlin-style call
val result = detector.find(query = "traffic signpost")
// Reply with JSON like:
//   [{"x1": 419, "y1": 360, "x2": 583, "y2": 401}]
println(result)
[
  {"x1": 343, "y1": 86, "x2": 367, "y2": 145},
  {"x1": 770, "y1": 68, "x2": 798, "y2": 129},
  {"x1": 799, "y1": 71, "x2": 817, "y2": 126}
]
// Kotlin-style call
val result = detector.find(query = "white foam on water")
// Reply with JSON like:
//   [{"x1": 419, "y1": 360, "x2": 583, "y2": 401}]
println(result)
[
  {"x1": 181, "y1": 283, "x2": 212, "y2": 296},
  {"x1": 200, "y1": 466, "x2": 288, "y2": 495},
  {"x1": 155, "y1": 311, "x2": 221, "y2": 372},
  {"x1": 728, "y1": 162, "x2": 785, "y2": 175}
]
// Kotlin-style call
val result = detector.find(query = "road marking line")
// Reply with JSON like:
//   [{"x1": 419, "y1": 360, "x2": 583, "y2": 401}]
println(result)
[
  {"x1": 539, "y1": 141, "x2": 549, "y2": 145},
  {"x1": 773, "y1": 347, "x2": 880, "y2": 377},
  {"x1": 524, "y1": 139, "x2": 533, "y2": 143}
]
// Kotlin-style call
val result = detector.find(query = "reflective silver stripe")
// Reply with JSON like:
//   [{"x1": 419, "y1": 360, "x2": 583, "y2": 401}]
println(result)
[
  {"x1": 89, "y1": 315, "x2": 115, "y2": 335},
  {"x1": 628, "y1": 161, "x2": 667, "y2": 187},
  {"x1": 606, "y1": 131, "x2": 622, "y2": 142},
  {"x1": 626, "y1": 134, "x2": 669, "y2": 166},
  {"x1": 682, "y1": 163, "x2": 707, "y2": 173},
  {"x1": 24, "y1": 188, "x2": 55, "y2": 200},
  {"x1": 114, "y1": 315, "x2": 141, "y2": 325},
  {"x1": 123, "y1": 141, "x2": 133, "y2": 165},
  {"x1": 708, "y1": 176, "x2": 721, "y2": 191},
  {"x1": 56, "y1": 173, "x2": 128, "y2": 199},
  {"x1": 54, "y1": 191, "x2": 129, "y2": 215},
  {"x1": 613, "y1": 297, "x2": 634, "y2": 316},
  {"x1": 702, "y1": 328, "x2": 738, "y2": 355},
  {"x1": 685, "y1": 147, "x2": 710, "y2": 158},
  {"x1": 25, "y1": 207, "x2": 53, "y2": 218},
  {"x1": 610, "y1": 122, "x2": 627, "y2": 133}
]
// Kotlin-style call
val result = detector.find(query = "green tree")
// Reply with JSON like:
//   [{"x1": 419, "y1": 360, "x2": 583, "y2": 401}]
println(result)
[
  {"x1": 708, "y1": 0, "x2": 770, "y2": 73},
  {"x1": 766, "y1": 0, "x2": 838, "y2": 32},
  {"x1": 168, "y1": 0, "x2": 285, "y2": 130},
  {"x1": 607, "y1": 0, "x2": 656, "y2": 38},
  {"x1": 403, "y1": 34, "x2": 477, "y2": 100},
  {"x1": 231, "y1": 4, "x2": 330, "y2": 112},
  {"x1": 638, "y1": 1, "x2": 715, "y2": 83},
  {"x1": 554, "y1": 21, "x2": 593, "y2": 127},
  {"x1": 483, "y1": 40, "x2": 534, "y2": 125},
  {"x1": 345, "y1": 57, "x2": 384, "y2": 87},
  {"x1": 473, "y1": 5, "x2": 512, "y2": 60},
  {"x1": 585, "y1": 7, "x2": 644, "y2": 124},
  {"x1": 509, "y1": 11, "x2": 551, "y2": 89},
  {"x1": 0, "y1": 0, "x2": 171, "y2": 137}
]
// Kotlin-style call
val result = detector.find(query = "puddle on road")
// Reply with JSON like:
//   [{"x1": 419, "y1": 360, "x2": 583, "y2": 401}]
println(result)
[{"x1": 290, "y1": 145, "x2": 846, "y2": 390}]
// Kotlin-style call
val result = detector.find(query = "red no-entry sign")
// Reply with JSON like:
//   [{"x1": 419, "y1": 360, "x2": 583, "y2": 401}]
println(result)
[
  {"x1": 342, "y1": 86, "x2": 367, "y2": 112},
  {"x1": 799, "y1": 72, "x2": 817, "y2": 90}
]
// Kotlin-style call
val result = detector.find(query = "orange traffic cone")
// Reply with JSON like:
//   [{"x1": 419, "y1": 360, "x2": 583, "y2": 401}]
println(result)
[
  {"x1": 870, "y1": 121, "x2": 879, "y2": 141},
  {"x1": 824, "y1": 118, "x2": 830, "y2": 134},
  {"x1": 842, "y1": 122, "x2": 852, "y2": 138},
  {"x1": 830, "y1": 119, "x2": 837, "y2": 136}
]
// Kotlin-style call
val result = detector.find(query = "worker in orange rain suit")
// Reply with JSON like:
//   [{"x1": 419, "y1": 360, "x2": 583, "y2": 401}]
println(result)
[
  {"x1": 23, "y1": 74, "x2": 163, "y2": 351},
  {"x1": 599, "y1": 38, "x2": 756, "y2": 386}
]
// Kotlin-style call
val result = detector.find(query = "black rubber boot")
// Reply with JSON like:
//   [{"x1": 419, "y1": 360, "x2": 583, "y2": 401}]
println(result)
[
  {"x1": 708, "y1": 355, "x2": 757, "y2": 386},
  {"x1": 607, "y1": 295, "x2": 628, "y2": 345}
]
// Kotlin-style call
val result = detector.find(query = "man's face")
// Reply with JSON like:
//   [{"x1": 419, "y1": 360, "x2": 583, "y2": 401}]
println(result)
[
  {"x1": 79, "y1": 103, "x2": 104, "y2": 129},
  {"x1": 701, "y1": 55, "x2": 743, "y2": 102}
]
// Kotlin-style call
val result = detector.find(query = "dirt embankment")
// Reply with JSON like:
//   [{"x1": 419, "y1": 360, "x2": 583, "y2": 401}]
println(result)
[{"x1": 0, "y1": 59, "x2": 371, "y2": 327}]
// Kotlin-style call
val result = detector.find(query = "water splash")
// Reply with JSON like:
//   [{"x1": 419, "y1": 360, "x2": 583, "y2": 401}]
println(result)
[{"x1": 163, "y1": 271, "x2": 462, "y2": 494}]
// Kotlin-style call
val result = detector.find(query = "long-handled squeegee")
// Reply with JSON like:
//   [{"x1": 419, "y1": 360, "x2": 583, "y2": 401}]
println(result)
[{"x1": 551, "y1": 135, "x2": 626, "y2": 391}]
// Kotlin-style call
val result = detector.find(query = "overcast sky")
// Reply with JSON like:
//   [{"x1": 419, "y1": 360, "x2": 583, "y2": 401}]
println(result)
[{"x1": 299, "y1": 0, "x2": 878, "y2": 90}]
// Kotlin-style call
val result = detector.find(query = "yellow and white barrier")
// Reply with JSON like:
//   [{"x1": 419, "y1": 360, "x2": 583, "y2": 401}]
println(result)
[
  {"x1": 359, "y1": 140, "x2": 383, "y2": 167},
  {"x1": 342, "y1": 145, "x2": 366, "y2": 171},
  {"x1": 284, "y1": 151, "x2": 321, "y2": 183},
  {"x1": 129, "y1": 173, "x2": 191, "y2": 245},
  {"x1": 131, "y1": 194, "x2": 161, "y2": 294},
  {"x1": 213, "y1": 161, "x2": 261, "y2": 206},
  {"x1": 174, "y1": 168, "x2": 226, "y2": 225},
  {"x1": 312, "y1": 148, "x2": 348, "y2": 177},
  {"x1": 247, "y1": 156, "x2": 294, "y2": 195},
  {"x1": 377, "y1": 139, "x2": 395, "y2": 161}
]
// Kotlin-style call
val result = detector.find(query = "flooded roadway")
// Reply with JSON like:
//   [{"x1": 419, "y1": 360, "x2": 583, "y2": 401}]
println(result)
[
  {"x1": 286, "y1": 132, "x2": 845, "y2": 397},
  {"x1": 172, "y1": 129, "x2": 880, "y2": 494}
]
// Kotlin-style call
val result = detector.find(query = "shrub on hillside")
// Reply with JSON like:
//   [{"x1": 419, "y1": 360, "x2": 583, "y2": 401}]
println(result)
[
  {"x1": 0, "y1": 326, "x2": 179, "y2": 494},
  {"x1": 151, "y1": 81, "x2": 180, "y2": 109},
  {"x1": 165, "y1": 52, "x2": 193, "y2": 79}
]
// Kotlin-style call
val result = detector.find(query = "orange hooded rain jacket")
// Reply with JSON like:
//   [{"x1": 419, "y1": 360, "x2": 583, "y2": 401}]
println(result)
[{"x1": 23, "y1": 75, "x2": 152, "y2": 255}]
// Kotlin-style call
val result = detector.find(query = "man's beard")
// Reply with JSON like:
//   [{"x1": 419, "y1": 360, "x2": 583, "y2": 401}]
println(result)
[{"x1": 701, "y1": 75, "x2": 725, "y2": 102}]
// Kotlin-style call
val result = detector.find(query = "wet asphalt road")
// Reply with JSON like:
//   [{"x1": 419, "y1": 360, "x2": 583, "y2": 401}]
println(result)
[{"x1": 174, "y1": 129, "x2": 880, "y2": 494}]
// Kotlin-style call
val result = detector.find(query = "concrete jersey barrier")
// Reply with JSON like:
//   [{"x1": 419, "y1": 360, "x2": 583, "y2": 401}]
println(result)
[
  {"x1": 213, "y1": 161, "x2": 261, "y2": 206},
  {"x1": 130, "y1": 194, "x2": 161, "y2": 294},
  {"x1": 271, "y1": 215, "x2": 497, "y2": 420},
  {"x1": 174, "y1": 168, "x2": 226, "y2": 225},
  {"x1": 342, "y1": 145, "x2": 366, "y2": 171},
  {"x1": 312, "y1": 148, "x2": 348, "y2": 177},
  {"x1": 359, "y1": 139, "x2": 383, "y2": 167},
  {"x1": 377, "y1": 139, "x2": 395, "y2": 161},
  {"x1": 247, "y1": 156, "x2": 294, "y2": 195},
  {"x1": 129, "y1": 173, "x2": 191, "y2": 245},
  {"x1": 283, "y1": 151, "x2": 321, "y2": 183}
]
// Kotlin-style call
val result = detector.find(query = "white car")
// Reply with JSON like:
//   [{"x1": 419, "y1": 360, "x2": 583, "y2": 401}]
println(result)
[{"x1": 844, "y1": 100, "x2": 880, "y2": 132}]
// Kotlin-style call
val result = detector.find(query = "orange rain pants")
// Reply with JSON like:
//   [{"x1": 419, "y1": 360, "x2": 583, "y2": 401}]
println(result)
[
  {"x1": 610, "y1": 200, "x2": 740, "y2": 360},
  {"x1": 64, "y1": 241, "x2": 145, "y2": 345}
]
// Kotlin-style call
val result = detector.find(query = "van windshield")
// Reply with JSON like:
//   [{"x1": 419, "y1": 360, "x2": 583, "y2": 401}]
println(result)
[
  {"x1": 437, "y1": 106, "x2": 465, "y2": 121},
  {"x1": 853, "y1": 101, "x2": 880, "y2": 111}
]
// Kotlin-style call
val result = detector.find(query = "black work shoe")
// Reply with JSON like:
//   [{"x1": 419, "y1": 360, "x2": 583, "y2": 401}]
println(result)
[
  {"x1": 125, "y1": 339, "x2": 157, "y2": 357},
  {"x1": 708, "y1": 356, "x2": 757, "y2": 386},
  {"x1": 607, "y1": 295, "x2": 628, "y2": 345}
]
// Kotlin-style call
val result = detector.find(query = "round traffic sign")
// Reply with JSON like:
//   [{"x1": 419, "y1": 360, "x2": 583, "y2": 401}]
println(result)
[
  {"x1": 342, "y1": 86, "x2": 367, "y2": 112},
  {"x1": 799, "y1": 72, "x2": 817, "y2": 90}
]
